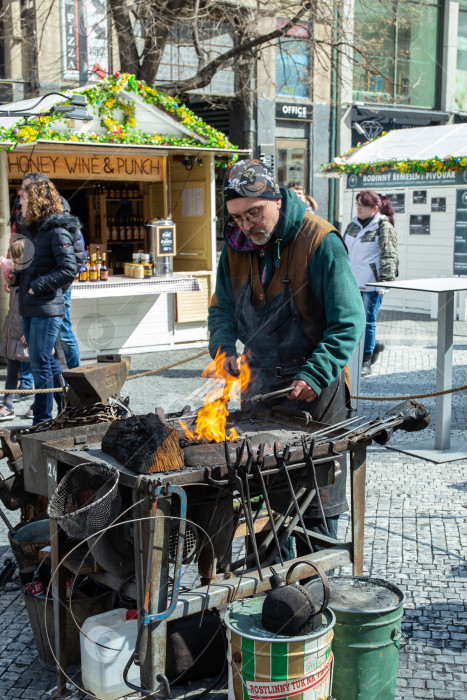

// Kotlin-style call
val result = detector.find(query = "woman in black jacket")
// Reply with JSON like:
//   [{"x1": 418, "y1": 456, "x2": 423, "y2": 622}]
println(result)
[{"x1": 14, "y1": 179, "x2": 78, "y2": 424}]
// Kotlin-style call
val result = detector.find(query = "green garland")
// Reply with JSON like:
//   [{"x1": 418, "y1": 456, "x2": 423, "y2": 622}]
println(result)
[
  {"x1": 0, "y1": 72, "x2": 239, "y2": 162},
  {"x1": 322, "y1": 135, "x2": 467, "y2": 175}
]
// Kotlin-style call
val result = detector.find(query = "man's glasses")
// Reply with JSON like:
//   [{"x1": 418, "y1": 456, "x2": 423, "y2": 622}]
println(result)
[{"x1": 227, "y1": 205, "x2": 266, "y2": 228}]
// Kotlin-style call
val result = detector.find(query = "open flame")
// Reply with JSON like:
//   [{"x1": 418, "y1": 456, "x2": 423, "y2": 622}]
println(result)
[{"x1": 179, "y1": 349, "x2": 251, "y2": 442}]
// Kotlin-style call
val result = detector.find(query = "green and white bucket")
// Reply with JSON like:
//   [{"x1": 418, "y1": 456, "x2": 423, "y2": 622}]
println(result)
[{"x1": 224, "y1": 597, "x2": 336, "y2": 700}]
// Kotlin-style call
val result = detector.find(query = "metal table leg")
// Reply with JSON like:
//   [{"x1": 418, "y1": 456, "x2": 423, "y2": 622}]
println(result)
[
  {"x1": 435, "y1": 290, "x2": 454, "y2": 451},
  {"x1": 47, "y1": 457, "x2": 69, "y2": 697},
  {"x1": 140, "y1": 491, "x2": 171, "y2": 694},
  {"x1": 350, "y1": 445, "x2": 366, "y2": 577}
]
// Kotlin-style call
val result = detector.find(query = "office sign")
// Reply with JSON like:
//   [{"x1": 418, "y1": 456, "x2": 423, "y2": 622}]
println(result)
[
  {"x1": 276, "y1": 103, "x2": 312, "y2": 121},
  {"x1": 7, "y1": 152, "x2": 164, "y2": 181}
]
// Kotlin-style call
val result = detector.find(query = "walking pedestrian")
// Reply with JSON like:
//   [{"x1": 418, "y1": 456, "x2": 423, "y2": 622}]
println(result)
[
  {"x1": 343, "y1": 190, "x2": 398, "y2": 377},
  {"x1": 287, "y1": 181, "x2": 318, "y2": 213},
  {"x1": 10, "y1": 179, "x2": 79, "y2": 424},
  {"x1": 16, "y1": 173, "x2": 83, "y2": 370}
]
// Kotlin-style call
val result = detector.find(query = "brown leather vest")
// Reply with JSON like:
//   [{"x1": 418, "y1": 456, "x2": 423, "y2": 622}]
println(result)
[{"x1": 226, "y1": 212, "x2": 336, "y2": 349}]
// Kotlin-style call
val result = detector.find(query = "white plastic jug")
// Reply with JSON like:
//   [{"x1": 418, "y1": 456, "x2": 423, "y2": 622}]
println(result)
[{"x1": 80, "y1": 608, "x2": 140, "y2": 700}]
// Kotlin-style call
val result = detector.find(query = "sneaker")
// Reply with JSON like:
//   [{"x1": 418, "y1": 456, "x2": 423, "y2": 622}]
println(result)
[
  {"x1": 13, "y1": 391, "x2": 32, "y2": 403},
  {"x1": 370, "y1": 342, "x2": 385, "y2": 365},
  {"x1": 361, "y1": 354, "x2": 372, "y2": 377},
  {"x1": 0, "y1": 406, "x2": 15, "y2": 421},
  {"x1": 23, "y1": 405, "x2": 34, "y2": 420}
]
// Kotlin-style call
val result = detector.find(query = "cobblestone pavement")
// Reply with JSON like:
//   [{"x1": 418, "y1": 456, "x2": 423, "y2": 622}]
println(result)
[{"x1": 0, "y1": 309, "x2": 465, "y2": 699}]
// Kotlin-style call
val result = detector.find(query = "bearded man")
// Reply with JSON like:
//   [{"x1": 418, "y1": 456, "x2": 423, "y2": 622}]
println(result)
[{"x1": 208, "y1": 159, "x2": 365, "y2": 557}]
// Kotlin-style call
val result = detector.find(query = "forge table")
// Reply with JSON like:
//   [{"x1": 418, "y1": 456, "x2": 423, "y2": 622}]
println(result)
[
  {"x1": 368, "y1": 278, "x2": 467, "y2": 463},
  {"x1": 20, "y1": 415, "x2": 372, "y2": 698}
]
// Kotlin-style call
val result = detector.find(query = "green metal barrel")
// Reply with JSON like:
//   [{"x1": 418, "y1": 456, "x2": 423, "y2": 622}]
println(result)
[{"x1": 317, "y1": 576, "x2": 405, "y2": 700}]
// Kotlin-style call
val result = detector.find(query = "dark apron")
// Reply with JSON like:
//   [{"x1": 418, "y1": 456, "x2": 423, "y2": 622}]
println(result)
[{"x1": 234, "y1": 255, "x2": 348, "y2": 517}]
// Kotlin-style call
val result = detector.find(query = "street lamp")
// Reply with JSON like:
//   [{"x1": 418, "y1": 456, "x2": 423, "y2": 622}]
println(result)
[{"x1": 0, "y1": 93, "x2": 93, "y2": 121}]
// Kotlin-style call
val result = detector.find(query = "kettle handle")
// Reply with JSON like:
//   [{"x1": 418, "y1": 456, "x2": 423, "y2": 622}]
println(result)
[{"x1": 285, "y1": 560, "x2": 330, "y2": 616}]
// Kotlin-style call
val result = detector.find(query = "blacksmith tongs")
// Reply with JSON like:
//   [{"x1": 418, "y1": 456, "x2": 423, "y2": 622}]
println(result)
[{"x1": 248, "y1": 385, "x2": 295, "y2": 404}]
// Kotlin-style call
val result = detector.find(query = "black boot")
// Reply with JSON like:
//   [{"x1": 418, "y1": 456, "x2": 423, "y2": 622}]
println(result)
[
  {"x1": 361, "y1": 354, "x2": 372, "y2": 377},
  {"x1": 371, "y1": 341, "x2": 385, "y2": 365}
]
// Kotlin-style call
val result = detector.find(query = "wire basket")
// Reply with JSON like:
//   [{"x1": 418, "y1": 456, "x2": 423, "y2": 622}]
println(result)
[{"x1": 47, "y1": 462, "x2": 122, "y2": 539}]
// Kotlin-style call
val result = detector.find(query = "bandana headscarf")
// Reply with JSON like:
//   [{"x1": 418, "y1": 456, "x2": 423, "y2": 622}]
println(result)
[{"x1": 223, "y1": 159, "x2": 281, "y2": 201}]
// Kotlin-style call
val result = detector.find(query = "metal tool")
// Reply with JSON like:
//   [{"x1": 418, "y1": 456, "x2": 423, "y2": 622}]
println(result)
[
  {"x1": 275, "y1": 441, "x2": 314, "y2": 555},
  {"x1": 253, "y1": 442, "x2": 284, "y2": 565},
  {"x1": 248, "y1": 385, "x2": 295, "y2": 404},
  {"x1": 225, "y1": 439, "x2": 263, "y2": 579},
  {"x1": 301, "y1": 436, "x2": 329, "y2": 533}
]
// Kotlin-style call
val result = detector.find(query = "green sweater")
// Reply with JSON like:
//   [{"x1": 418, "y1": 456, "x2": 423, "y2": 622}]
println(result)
[{"x1": 208, "y1": 189, "x2": 365, "y2": 395}]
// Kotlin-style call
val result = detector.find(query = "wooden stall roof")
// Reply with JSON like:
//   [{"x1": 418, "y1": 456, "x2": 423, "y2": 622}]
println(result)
[{"x1": 0, "y1": 73, "x2": 247, "y2": 157}]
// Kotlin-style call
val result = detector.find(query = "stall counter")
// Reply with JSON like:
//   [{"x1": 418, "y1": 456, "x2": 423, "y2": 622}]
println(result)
[
  {"x1": 69, "y1": 274, "x2": 206, "y2": 359},
  {"x1": 71, "y1": 274, "x2": 201, "y2": 298}
]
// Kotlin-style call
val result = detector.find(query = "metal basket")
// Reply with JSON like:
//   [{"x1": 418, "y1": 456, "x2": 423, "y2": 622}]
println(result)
[{"x1": 47, "y1": 462, "x2": 121, "y2": 539}]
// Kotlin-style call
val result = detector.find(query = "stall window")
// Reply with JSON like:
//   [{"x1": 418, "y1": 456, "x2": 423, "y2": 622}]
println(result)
[
  {"x1": 276, "y1": 139, "x2": 308, "y2": 187},
  {"x1": 456, "y1": 1, "x2": 467, "y2": 111},
  {"x1": 353, "y1": 0, "x2": 441, "y2": 108},
  {"x1": 276, "y1": 21, "x2": 310, "y2": 99}
]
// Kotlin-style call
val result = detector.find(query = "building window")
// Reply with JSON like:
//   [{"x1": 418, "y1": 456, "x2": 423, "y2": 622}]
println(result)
[
  {"x1": 276, "y1": 21, "x2": 310, "y2": 99},
  {"x1": 157, "y1": 20, "x2": 234, "y2": 95},
  {"x1": 353, "y1": 0, "x2": 441, "y2": 107},
  {"x1": 456, "y1": 0, "x2": 467, "y2": 111},
  {"x1": 276, "y1": 138, "x2": 308, "y2": 187}
]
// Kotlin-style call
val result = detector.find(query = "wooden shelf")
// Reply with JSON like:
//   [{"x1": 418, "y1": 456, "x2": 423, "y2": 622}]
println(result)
[{"x1": 103, "y1": 197, "x2": 143, "y2": 202}]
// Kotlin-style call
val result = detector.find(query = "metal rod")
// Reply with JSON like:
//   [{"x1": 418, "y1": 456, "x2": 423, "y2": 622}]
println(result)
[
  {"x1": 254, "y1": 443, "x2": 283, "y2": 565},
  {"x1": 241, "y1": 442, "x2": 263, "y2": 579},
  {"x1": 0, "y1": 505, "x2": 15, "y2": 536},
  {"x1": 275, "y1": 442, "x2": 314, "y2": 555},
  {"x1": 309, "y1": 415, "x2": 366, "y2": 439},
  {"x1": 302, "y1": 436, "x2": 329, "y2": 534}
]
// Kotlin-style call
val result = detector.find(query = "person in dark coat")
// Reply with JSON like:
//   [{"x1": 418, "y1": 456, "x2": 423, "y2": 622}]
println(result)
[
  {"x1": 11, "y1": 179, "x2": 78, "y2": 424},
  {"x1": 0, "y1": 240, "x2": 30, "y2": 420},
  {"x1": 17, "y1": 172, "x2": 83, "y2": 370}
]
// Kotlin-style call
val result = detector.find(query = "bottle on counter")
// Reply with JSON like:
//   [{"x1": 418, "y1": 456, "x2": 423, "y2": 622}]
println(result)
[
  {"x1": 96, "y1": 246, "x2": 102, "y2": 264},
  {"x1": 100, "y1": 253, "x2": 108, "y2": 281},
  {"x1": 85, "y1": 248, "x2": 91, "y2": 281},
  {"x1": 89, "y1": 254, "x2": 98, "y2": 282},
  {"x1": 149, "y1": 253, "x2": 156, "y2": 277},
  {"x1": 79, "y1": 249, "x2": 88, "y2": 282}
]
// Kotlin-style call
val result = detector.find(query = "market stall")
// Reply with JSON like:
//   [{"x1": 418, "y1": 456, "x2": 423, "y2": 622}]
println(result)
[
  {"x1": 323, "y1": 124, "x2": 467, "y2": 318},
  {"x1": 0, "y1": 74, "x2": 247, "y2": 357}
]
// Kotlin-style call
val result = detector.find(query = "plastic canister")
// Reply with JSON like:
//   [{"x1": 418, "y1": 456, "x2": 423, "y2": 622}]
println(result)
[{"x1": 80, "y1": 608, "x2": 139, "y2": 700}]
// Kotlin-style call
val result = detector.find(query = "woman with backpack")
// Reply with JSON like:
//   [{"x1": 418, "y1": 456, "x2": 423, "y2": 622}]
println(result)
[{"x1": 344, "y1": 190, "x2": 398, "y2": 377}]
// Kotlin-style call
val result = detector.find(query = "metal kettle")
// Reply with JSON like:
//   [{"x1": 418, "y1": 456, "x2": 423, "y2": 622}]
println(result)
[{"x1": 261, "y1": 561, "x2": 330, "y2": 636}]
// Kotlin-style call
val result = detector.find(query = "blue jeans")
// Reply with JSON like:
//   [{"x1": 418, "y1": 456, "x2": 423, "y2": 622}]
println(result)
[
  {"x1": 361, "y1": 291, "x2": 383, "y2": 356},
  {"x1": 19, "y1": 361, "x2": 34, "y2": 389},
  {"x1": 22, "y1": 316, "x2": 63, "y2": 424},
  {"x1": 57, "y1": 287, "x2": 80, "y2": 369}
]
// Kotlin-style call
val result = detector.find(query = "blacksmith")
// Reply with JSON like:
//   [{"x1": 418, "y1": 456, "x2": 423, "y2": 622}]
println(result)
[{"x1": 208, "y1": 159, "x2": 365, "y2": 556}]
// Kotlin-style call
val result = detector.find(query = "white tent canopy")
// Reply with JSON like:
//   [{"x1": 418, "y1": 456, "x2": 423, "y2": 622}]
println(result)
[{"x1": 341, "y1": 123, "x2": 467, "y2": 164}]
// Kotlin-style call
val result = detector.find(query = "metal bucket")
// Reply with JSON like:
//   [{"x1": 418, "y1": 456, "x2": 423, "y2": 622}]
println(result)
[
  {"x1": 314, "y1": 576, "x2": 405, "y2": 700},
  {"x1": 8, "y1": 518, "x2": 50, "y2": 569},
  {"x1": 224, "y1": 597, "x2": 335, "y2": 700},
  {"x1": 24, "y1": 585, "x2": 115, "y2": 670}
]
